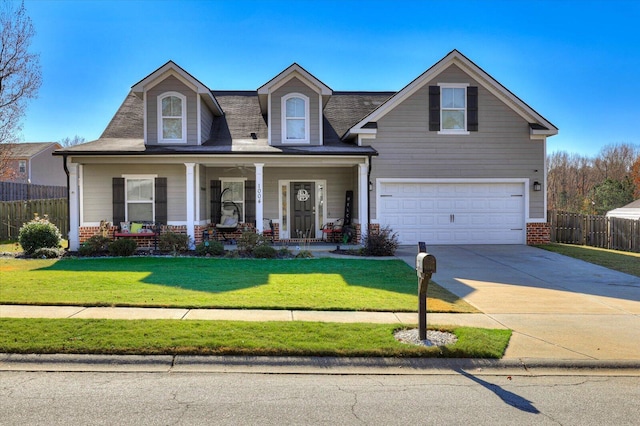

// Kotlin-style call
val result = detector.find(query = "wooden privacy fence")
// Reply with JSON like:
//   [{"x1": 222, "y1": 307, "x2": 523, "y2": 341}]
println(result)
[
  {"x1": 0, "y1": 181, "x2": 67, "y2": 201},
  {"x1": 0, "y1": 198, "x2": 68, "y2": 241},
  {"x1": 549, "y1": 210, "x2": 640, "y2": 253}
]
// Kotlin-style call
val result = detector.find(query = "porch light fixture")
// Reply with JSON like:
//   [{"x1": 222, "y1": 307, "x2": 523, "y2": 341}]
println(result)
[{"x1": 533, "y1": 181, "x2": 542, "y2": 192}]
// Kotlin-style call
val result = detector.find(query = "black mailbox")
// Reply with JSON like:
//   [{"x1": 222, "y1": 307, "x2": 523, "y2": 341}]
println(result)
[{"x1": 416, "y1": 253, "x2": 437, "y2": 277}]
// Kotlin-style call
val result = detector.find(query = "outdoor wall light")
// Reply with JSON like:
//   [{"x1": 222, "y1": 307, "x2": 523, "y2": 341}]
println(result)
[{"x1": 533, "y1": 181, "x2": 542, "y2": 191}]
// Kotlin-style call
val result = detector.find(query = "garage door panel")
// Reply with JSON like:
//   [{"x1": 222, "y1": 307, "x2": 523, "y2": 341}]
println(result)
[{"x1": 379, "y1": 182, "x2": 525, "y2": 245}]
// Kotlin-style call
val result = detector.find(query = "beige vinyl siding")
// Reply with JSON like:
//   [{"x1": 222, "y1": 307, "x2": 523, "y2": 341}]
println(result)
[
  {"x1": 146, "y1": 75, "x2": 198, "y2": 145},
  {"x1": 30, "y1": 145, "x2": 66, "y2": 186},
  {"x1": 271, "y1": 77, "x2": 321, "y2": 145},
  {"x1": 200, "y1": 97, "x2": 214, "y2": 143},
  {"x1": 369, "y1": 64, "x2": 545, "y2": 219},
  {"x1": 82, "y1": 164, "x2": 186, "y2": 223}
]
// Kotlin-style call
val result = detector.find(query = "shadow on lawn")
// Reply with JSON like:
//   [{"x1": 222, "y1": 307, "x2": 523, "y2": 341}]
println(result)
[{"x1": 37, "y1": 257, "x2": 452, "y2": 298}]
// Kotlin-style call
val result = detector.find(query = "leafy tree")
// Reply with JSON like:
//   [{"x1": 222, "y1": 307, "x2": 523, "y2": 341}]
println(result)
[{"x1": 591, "y1": 178, "x2": 634, "y2": 215}]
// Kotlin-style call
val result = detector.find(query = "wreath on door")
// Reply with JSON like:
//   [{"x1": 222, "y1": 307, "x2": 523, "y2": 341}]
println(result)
[{"x1": 296, "y1": 188, "x2": 310, "y2": 202}]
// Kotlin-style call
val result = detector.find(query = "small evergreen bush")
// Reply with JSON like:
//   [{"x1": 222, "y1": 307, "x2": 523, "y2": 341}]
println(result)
[
  {"x1": 159, "y1": 231, "x2": 191, "y2": 254},
  {"x1": 253, "y1": 244, "x2": 277, "y2": 259},
  {"x1": 363, "y1": 225, "x2": 399, "y2": 256},
  {"x1": 18, "y1": 214, "x2": 62, "y2": 255},
  {"x1": 108, "y1": 238, "x2": 137, "y2": 257},
  {"x1": 195, "y1": 240, "x2": 224, "y2": 256},
  {"x1": 78, "y1": 235, "x2": 111, "y2": 257}
]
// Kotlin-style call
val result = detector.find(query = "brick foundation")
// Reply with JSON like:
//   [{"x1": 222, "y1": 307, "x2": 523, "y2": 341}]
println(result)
[{"x1": 527, "y1": 222, "x2": 551, "y2": 245}]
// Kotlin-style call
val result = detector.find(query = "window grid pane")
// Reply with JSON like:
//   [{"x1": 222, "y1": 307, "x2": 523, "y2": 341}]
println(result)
[
  {"x1": 286, "y1": 119, "x2": 305, "y2": 139},
  {"x1": 163, "y1": 118, "x2": 182, "y2": 139},
  {"x1": 127, "y1": 179, "x2": 153, "y2": 201},
  {"x1": 286, "y1": 98, "x2": 305, "y2": 118}
]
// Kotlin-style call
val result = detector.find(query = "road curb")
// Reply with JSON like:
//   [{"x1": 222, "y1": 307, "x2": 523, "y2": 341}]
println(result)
[{"x1": 2, "y1": 353, "x2": 639, "y2": 375}]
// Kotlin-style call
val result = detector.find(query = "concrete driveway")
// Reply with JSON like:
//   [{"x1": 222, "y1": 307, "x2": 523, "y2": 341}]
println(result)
[{"x1": 395, "y1": 245, "x2": 640, "y2": 361}]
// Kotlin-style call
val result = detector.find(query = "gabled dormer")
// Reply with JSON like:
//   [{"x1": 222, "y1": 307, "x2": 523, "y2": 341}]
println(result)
[
  {"x1": 131, "y1": 61, "x2": 223, "y2": 146},
  {"x1": 257, "y1": 63, "x2": 332, "y2": 146}
]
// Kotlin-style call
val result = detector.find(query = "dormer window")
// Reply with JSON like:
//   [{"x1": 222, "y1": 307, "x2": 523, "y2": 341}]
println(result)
[
  {"x1": 158, "y1": 92, "x2": 187, "y2": 143},
  {"x1": 282, "y1": 93, "x2": 309, "y2": 143}
]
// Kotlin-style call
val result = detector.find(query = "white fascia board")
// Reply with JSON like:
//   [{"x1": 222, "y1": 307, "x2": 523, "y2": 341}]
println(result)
[
  {"x1": 132, "y1": 62, "x2": 223, "y2": 115},
  {"x1": 258, "y1": 64, "x2": 332, "y2": 96}
]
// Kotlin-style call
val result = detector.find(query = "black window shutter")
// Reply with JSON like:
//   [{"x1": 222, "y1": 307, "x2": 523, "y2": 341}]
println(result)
[
  {"x1": 210, "y1": 180, "x2": 221, "y2": 224},
  {"x1": 245, "y1": 180, "x2": 256, "y2": 225},
  {"x1": 112, "y1": 177, "x2": 125, "y2": 224},
  {"x1": 155, "y1": 177, "x2": 167, "y2": 225},
  {"x1": 467, "y1": 86, "x2": 478, "y2": 132},
  {"x1": 428, "y1": 86, "x2": 440, "y2": 131}
]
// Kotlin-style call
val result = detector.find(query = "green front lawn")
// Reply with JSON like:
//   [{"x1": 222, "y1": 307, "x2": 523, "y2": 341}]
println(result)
[
  {"x1": 537, "y1": 243, "x2": 640, "y2": 277},
  {"x1": 0, "y1": 257, "x2": 477, "y2": 313},
  {"x1": 0, "y1": 318, "x2": 511, "y2": 358}
]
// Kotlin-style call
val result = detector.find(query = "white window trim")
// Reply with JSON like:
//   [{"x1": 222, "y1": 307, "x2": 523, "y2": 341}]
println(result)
[
  {"x1": 122, "y1": 174, "x2": 157, "y2": 222},
  {"x1": 438, "y1": 83, "x2": 470, "y2": 135},
  {"x1": 157, "y1": 91, "x2": 187, "y2": 144},
  {"x1": 18, "y1": 160, "x2": 26, "y2": 173},
  {"x1": 281, "y1": 93, "x2": 310, "y2": 144},
  {"x1": 220, "y1": 177, "x2": 247, "y2": 223}
]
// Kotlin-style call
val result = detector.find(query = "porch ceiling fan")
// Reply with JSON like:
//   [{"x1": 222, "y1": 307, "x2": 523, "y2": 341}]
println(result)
[{"x1": 222, "y1": 164, "x2": 254, "y2": 174}]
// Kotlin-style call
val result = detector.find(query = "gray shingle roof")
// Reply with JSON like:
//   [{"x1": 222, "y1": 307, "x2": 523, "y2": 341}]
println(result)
[{"x1": 61, "y1": 89, "x2": 392, "y2": 156}]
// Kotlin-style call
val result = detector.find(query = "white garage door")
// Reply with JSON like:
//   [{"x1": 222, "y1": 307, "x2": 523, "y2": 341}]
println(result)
[{"x1": 378, "y1": 182, "x2": 525, "y2": 245}]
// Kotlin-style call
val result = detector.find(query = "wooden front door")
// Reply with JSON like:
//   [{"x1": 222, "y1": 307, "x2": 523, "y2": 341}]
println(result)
[{"x1": 291, "y1": 182, "x2": 315, "y2": 238}]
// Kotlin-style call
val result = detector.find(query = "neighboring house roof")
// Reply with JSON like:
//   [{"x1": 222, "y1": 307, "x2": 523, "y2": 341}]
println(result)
[
  {"x1": 606, "y1": 199, "x2": 640, "y2": 220},
  {"x1": 346, "y1": 49, "x2": 559, "y2": 140},
  {"x1": 6, "y1": 142, "x2": 61, "y2": 158}
]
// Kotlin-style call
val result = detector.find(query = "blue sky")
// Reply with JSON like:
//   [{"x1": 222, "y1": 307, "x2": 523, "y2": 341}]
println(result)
[{"x1": 17, "y1": 0, "x2": 640, "y2": 156}]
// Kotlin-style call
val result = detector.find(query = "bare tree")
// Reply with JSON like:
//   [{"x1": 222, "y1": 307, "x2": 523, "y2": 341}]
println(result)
[
  {"x1": 0, "y1": 0, "x2": 41, "y2": 146},
  {"x1": 59, "y1": 135, "x2": 86, "y2": 147},
  {"x1": 548, "y1": 143, "x2": 640, "y2": 213}
]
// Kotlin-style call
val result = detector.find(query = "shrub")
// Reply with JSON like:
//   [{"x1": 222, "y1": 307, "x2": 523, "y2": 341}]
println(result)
[
  {"x1": 278, "y1": 247, "x2": 293, "y2": 258},
  {"x1": 237, "y1": 232, "x2": 269, "y2": 255},
  {"x1": 32, "y1": 247, "x2": 62, "y2": 259},
  {"x1": 78, "y1": 235, "x2": 111, "y2": 257},
  {"x1": 195, "y1": 240, "x2": 224, "y2": 256},
  {"x1": 159, "y1": 231, "x2": 191, "y2": 254},
  {"x1": 18, "y1": 214, "x2": 62, "y2": 255},
  {"x1": 108, "y1": 238, "x2": 137, "y2": 257},
  {"x1": 363, "y1": 225, "x2": 399, "y2": 256},
  {"x1": 253, "y1": 244, "x2": 277, "y2": 259},
  {"x1": 295, "y1": 250, "x2": 313, "y2": 258}
]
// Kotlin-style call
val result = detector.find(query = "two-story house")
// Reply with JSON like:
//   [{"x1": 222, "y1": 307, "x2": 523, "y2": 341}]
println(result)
[
  {"x1": 3, "y1": 142, "x2": 65, "y2": 186},
  {"x1": 55, "y1": 50, "x2": 557, "y2": 251}
]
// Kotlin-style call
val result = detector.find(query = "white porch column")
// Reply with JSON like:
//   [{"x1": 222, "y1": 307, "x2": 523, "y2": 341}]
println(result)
[
  {"x1": 254, "y1": 163, "x2": 264, "y2": 233},
  {"x1": 358, "y1": 162, "x2": 369, "y2": 239},
  {"x1": 68, "y1": 162, "x2": 80, "y2": 251},
  {"x1": 185, "y1": 162, "x2": 196, "y2": 248}
]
